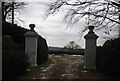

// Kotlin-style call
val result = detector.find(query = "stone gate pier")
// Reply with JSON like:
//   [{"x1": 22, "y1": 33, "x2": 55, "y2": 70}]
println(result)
[
  {"x1": 24, "y1": 24, "x2": 38, "y2": 66},
  {"x1": 84, "y1": 25, "x2": 98, "y2": 70}
]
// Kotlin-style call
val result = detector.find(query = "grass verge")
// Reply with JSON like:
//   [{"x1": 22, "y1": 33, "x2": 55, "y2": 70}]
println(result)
[
  {"x1": 56, "y1": 56, "x2": 84, "y2": 60},
  {"x1": 18, "y1": 59, "x2": 53, "y2": 79},
  {"x1": 34, "y1": 59, "x2": 53, "y2": 68}
]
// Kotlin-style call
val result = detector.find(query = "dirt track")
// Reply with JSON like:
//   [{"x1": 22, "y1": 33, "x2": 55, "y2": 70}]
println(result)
[
  {"x1": 39, "y1": 56, "x2": 83, "y2": 79},
  {"x1": 24, "y1": 56, "x2": 113, "y2": 79}
]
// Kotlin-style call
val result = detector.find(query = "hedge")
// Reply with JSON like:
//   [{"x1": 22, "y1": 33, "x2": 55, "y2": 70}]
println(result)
[
  {"x1": 37, "y1": 36, "x2": 48, "y2": 65},
  {"x1": 2, "y1": 36, "x2": 30, "y2": 79},
  {"x1": 96, "y1": 38, "x2": 120, "y2": 77}
]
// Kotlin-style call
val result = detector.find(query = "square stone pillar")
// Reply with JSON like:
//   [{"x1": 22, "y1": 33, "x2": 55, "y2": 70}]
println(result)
[
  {"x1": 24, "y1": 24, "x2": 38, "y2": 66},
  {"x1": 84, "y1": 26, "x2": 98, "y2": 70}
]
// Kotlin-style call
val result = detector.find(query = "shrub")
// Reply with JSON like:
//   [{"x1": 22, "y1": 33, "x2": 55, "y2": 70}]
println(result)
[
  {"x1": 2, "y1": 22, "x2": 27, "y2": 44},
  {"x1": 96, "y1": 38, "x2": 120, "y2": 77},
  {"x1": 37, "y1": 36, "x2": 48, "y2": 65},
  {"x1": 2, "y1": 36, "x2": 30, "y2": 79}
]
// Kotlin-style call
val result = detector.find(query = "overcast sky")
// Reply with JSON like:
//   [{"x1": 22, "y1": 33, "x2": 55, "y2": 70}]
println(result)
[{"x1": 15, "y1": 0, "x2": 119, "y2": 48}]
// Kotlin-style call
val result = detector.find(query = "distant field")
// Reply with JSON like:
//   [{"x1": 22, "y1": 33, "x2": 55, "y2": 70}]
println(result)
[{"x1": 55, "y1": 55, "x2": 84, "y2": 60}]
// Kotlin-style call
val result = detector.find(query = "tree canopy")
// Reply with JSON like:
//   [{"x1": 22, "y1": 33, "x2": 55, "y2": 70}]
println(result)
[
  {"x1": 46, "y1": 0, "x2": 120, "y2": 38},
  {"x1": 2, "y1": 2, "x2": 27, "y2": 24},
  {"x1": 64, "y1": 41, "x2": 81, "y2": 49}
]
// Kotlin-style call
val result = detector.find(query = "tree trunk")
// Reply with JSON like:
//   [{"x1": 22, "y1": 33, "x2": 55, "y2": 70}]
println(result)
[
  {"x1": 12, "y1": 2, "x2": 14, "y2": 24},
  {"x1": 2, "y1": 2, "x2": 6, "y2": 22},
  {"x1": 118, "y1": 1, "x2": 120, "y2": 38}
]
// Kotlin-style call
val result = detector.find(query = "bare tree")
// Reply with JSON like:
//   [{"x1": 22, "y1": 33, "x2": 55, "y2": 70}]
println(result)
[
  {"x1": 2, "y1": 2, "x2": 27, "y2": 24},
  {"x1": 64, "y1": 41, "x2": 81, "y2": 49},
  {"x1": 45, "y1": 0, "x2": 120, "y2": 38}
]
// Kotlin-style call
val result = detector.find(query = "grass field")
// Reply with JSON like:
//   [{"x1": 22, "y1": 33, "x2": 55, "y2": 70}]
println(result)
[{"x1": 55, "y1": 55, "x2": 84, "y2": 60}]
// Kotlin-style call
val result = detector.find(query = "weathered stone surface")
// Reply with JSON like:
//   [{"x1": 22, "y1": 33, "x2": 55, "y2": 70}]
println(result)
[
  {"x1": 24, "y1": 24, "x2": 38, "y2": 66},
  {"x1": 84, "y1": 26, "x2": 98, "y2": 70}
]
